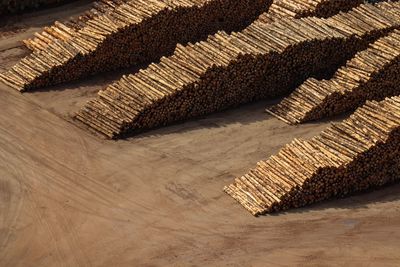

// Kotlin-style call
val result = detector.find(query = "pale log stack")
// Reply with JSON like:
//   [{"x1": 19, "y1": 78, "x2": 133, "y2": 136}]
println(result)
[
  {"x1": 22, "y1": 0, "x2": 130, "y2": 51},
  {"x1": 267, "y1": 29, "x2": 400, "y2": 124},
  {"x1": 225, "y1": 96, "x2": 400, "y2": 216},
  {"x1": 73, "y1": 2, "x2": 400, "y2": 138},
  {"x1": 20, "y1": 0, "x2": 388, "y2": 51},
  {"x1": 0, "y1": 0, "x2": 271, "y2": 91},
  {"x1": 257, "y1": 0, "x2": 363, "y2": 24}
]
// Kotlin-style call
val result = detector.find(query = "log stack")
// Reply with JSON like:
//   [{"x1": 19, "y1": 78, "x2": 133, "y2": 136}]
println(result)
[
  {"x1": 257, "y1": 0, "x2": 363, "y2": 24},
  {"x1": 225, "y1": 96, "x2": 400, "y2": 216},
  {"x1": 73, "y1": 2, "x2": 400, "y2": 139},
  {"x1": 22, "y1": 0, "x2": 130, "y2": 51},
  {"x1": 267, "y1": 29, "x2": 400, "y2": 124},
  {"x1": 19, "y1": 0, "x2": 378, "y2": 51},
  {"x1": 0, "y1": 0, "x2": 271, "y2": 91}
]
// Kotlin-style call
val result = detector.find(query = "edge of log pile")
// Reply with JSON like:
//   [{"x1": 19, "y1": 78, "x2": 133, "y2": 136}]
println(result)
[
  {"x1": 0, "y1": 0, "x2": 271, "y2": 91},
  {"x1": 257, "y1": 0, "x2": 363, "y2": 24},
  {"x1": 22, "y1": 0, "x2": 130, "y2": 51},
  {"x1": 74, "y1": 2, "x2": 400, "y2": 139},
  {"x1": 267, "y1": 28, "x2": 400, "y2": 124},
  {"x1": 224, "y1": 95, "x2": 400, "y2": 216}
]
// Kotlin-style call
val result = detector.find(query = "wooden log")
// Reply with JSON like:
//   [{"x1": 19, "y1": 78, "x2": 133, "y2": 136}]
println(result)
[
  {"x1": 72, "y1": 2, "x2": 400, "y2": 138},
  {"x1": 2, "y1": 0, "x2": 272, "y2": 92},
  {"x1": 227, "y1": 96, "x2": 400, "y2": 215},
  {"x1": 268, "y1": 29, "x2": 400, "y2": 124}
]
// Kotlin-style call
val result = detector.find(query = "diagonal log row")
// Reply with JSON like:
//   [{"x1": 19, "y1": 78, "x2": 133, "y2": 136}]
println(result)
[
  {"x1": 0, "y1": 0, "x2": 271, "y2": 91},
  {"x1": 225, "y1": 96, "x2": 400, "y2": 216},
  {"x1": 20, "y1": 0, "x2": 368, "y2": 51},
  {"x1": 267, "y1": 29, "x2": 400, "y2": 124},
  {"x1": 22, "y1": 0, "x2": 130, "y2": 51},
  {"x1": 257, "y1": 0, "x2": 363, "y2": 24},
  {"x1": 74, "y1": 2, "x2": 400, "y2": 139}
]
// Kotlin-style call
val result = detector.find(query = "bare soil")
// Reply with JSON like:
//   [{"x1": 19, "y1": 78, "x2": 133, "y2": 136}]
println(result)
[{"x1": 0, "y1": 3, "x2": 399, "y2": 266}]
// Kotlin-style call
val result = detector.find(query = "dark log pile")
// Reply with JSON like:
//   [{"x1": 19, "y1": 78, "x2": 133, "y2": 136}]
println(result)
[
  {"x1": 0, "y1": 0, "x2": 271, "y2": 91},
  {"x1": 0, "y1": 0, "x2": 77, "y2": 15},
  {"x1": 257, "y1": 0, "x2": 363, "y2": 24},
  {"x1": 73, "y1": 2, "x2": 400, "y2": 139},
  {"x1": 23, "y1": 0, "x2": 130, "y2": 51},
  {"x1": 267, "y1": 29, "x2": 400, "y2": 124},
  {"x1": 225, "y1": 96, "x2": 400, "y2": 216}
]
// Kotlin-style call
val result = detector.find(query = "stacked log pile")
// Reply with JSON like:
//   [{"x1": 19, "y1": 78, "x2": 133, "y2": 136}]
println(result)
[
  {"x1": 23, "y1": 0, "x2": 129, "y2": 51},
  {"x1": 257, "y1": 0, "x2": 363, "y2": 24},
  {"x1": 225, "y1": 96, "x2": 400, "y2": 215},
  {"x1": 0, "y1": 0, "x2": 76, "y2": 15},
  {"x1": 267, "y1": 29, "x2": 400, "y2": 124},
  {"x1": 73, "y1": 2, "x2": 400, "y2": 138},
  {"x1": 23, "y1": 0, "x2": 384, "y2": 51},
  {"x1": 0, "y1": 0, "x2": 271, "y2": 91}
]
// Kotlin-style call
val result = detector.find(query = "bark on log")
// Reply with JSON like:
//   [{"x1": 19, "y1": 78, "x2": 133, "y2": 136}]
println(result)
[
  {"x1": 267, "y1": 28, "x2": 400, "y2": 124},
  {"x1": 1, "y1": 0, "x2": 272, "y2": 91},
  {"x1": 225, "y1": 96, "x2": 400, "y2": 216},
  {"x1": 68, "y1": 2, "x2": 400, "y2": 139}
]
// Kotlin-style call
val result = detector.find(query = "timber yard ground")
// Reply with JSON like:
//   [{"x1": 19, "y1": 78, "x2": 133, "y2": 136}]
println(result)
[{"x1": 0, "y1": 1, "x2": 400, "y2": 266}]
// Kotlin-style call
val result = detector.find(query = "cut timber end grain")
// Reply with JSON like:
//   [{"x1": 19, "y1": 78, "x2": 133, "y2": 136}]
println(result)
[
  {"x1": 1, "y1": 0, "x2": 272, "y2": 91},
  {"x1": 74, "y1": 2, "x2": 400, "y2": 139},
  {"x1": 267, "y1": 29, "x2": 400, "y2": 124},
  {"x1": 225, "y1": 96, "x2": 400, "y2": 216},
  {"x1": 257, "y1": 0, "x2": 363, "y2": 24},
  {"x1": 22, "y1": 0, "x2": 130, "y2": 51}
]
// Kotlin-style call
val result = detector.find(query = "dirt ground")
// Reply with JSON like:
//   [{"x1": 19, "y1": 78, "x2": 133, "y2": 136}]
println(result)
[{"x1": 0, "y1": 2, "x2": 400, "y2": 266}]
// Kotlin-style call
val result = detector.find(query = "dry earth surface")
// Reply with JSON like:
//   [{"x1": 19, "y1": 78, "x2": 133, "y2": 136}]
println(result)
[{"x1": 0, "y1": 2, "x2": 400, "y2": 266}]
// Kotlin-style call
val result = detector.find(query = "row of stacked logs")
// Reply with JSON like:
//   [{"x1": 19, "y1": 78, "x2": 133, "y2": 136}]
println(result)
[
  {"x1": 257, "y1": 0, "x2": 363, "y2": 24},
  {"x1": 20, "y1": 0, "x2": 387, "y2": 51},
  {"x1": 0, "y1": 0, "x2": 76, "y2": 15},
  {"x1": 225, "y1": 96, "x2": 400, "y2": 216},
  {"x1": 73, "y1": 2, "x2": 400, "y2": 139},
  {"x1": 0, "y1": 0, "x2": 271, "y2": 91},
  {"x1": 23, "y1": 0, "x2": 130, "y2": 51},
  {"x1": 267, "y1": 29, "x2": 400, "y2": 124}
]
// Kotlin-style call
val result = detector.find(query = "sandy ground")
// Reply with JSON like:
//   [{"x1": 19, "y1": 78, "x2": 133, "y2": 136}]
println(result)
[{"x1": 0, "y1": 3, "x2": 400, "y2": 266}]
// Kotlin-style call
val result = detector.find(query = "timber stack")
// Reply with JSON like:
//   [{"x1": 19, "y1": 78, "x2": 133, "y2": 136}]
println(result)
[
  {"x1": 0, "y1": 0, "x2": 271, "y2": 91},
  {"x1": 73, "y1": 2, "x2": 400, "y2": 138},
  {"x1": 257, "y1": 0, "x2": 363, "y2": 24},
  {"x1": 267, "y1": 29, "x2": 400, "y2": 124},
  {"x1": 225, "y1": 96, "x2": 400, "y2": 216},
  {"x1": 23, "y1": 0, "x2": 130, "y2": 51}
]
